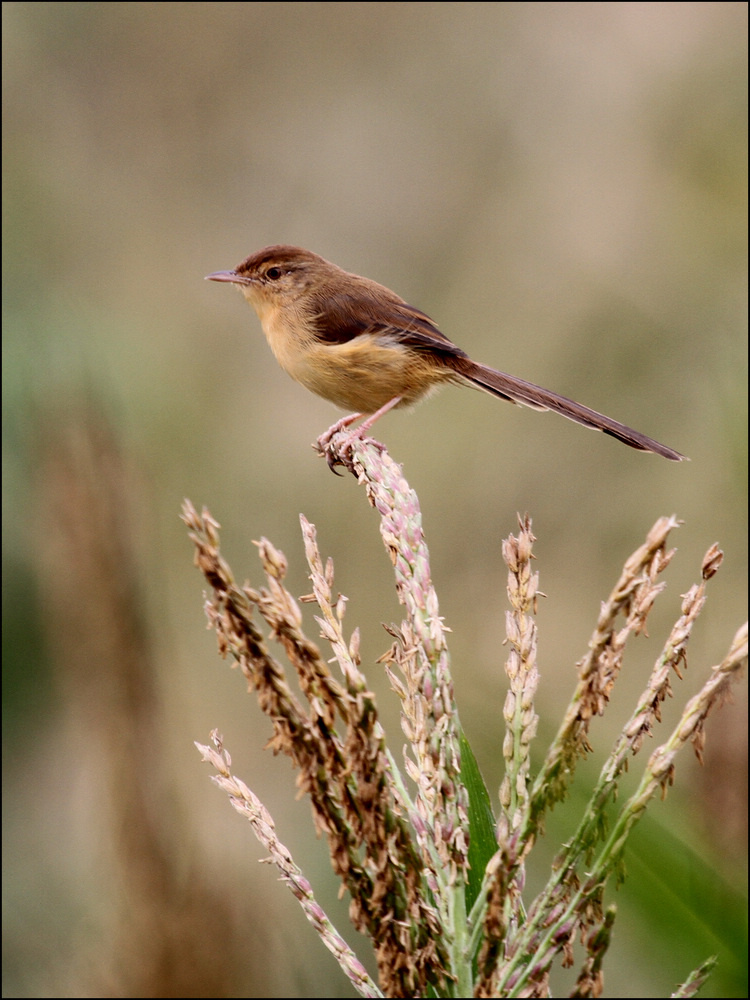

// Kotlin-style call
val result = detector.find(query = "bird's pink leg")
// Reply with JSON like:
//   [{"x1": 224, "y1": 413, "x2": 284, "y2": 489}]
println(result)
[{"x1": 319, "y1": 396, "x2": 403, "y2": 471}]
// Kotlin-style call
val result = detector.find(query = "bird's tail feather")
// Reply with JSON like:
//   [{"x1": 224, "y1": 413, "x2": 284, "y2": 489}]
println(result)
[{"x1": 448, "y1": 356, "x2": 685, "y2": 461}]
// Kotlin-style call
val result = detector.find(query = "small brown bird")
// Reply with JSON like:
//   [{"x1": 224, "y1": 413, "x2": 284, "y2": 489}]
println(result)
[{"x1": 207, "y1": 245, "x2": 685, "y2": 461}]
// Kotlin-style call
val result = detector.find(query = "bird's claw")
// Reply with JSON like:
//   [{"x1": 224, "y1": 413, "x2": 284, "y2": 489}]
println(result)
[
  {"x1": 325, "y1": 446, "x2": 346, "y2": 475},
  {"x1": 316, "y1": 412, "x2": 362, "y2": 474}
]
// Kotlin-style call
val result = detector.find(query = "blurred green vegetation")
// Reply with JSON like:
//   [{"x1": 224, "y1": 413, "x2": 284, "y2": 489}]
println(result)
[{"x1": 3, "y1": 3, "x2": 746, "y2": 997}]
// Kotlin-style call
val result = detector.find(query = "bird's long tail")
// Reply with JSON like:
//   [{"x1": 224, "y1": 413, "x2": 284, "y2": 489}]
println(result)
[{"x1": 447, "y1": 356, "x2": 686, "y2": 461}]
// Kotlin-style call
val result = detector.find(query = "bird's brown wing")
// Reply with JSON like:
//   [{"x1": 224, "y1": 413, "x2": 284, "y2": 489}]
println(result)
[{"x1": 309, "y1": 285, "x2": 468, "y2": 357}]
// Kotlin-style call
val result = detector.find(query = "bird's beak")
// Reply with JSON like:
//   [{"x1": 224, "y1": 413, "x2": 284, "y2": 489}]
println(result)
[
  {"x1": 205, "y1": 270, "x2": 258, "y2": 286},
  {"x1": 204, "y1": 271, "x2": 237, "y2": 281}
]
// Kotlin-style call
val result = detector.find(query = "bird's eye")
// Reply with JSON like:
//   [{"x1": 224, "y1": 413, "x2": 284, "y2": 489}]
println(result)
[{"x1": 266, "y1": 267, "x2": 282, "y2": 280}]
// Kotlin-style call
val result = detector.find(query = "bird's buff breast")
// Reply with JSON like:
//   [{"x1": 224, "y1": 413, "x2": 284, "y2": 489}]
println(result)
[{"x1": 261, "y1": 312, "x2": 447, "y2": 414}]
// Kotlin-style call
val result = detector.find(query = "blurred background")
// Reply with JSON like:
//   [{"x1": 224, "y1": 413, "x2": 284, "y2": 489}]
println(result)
[{"x1": 3, "y1": 3, "x2": 746, "y2": 997}]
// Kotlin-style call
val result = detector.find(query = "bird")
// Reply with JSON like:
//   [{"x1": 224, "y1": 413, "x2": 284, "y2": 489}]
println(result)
[{"x1": 206, "y1": 245, "x2": 685, "y2": 462}]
